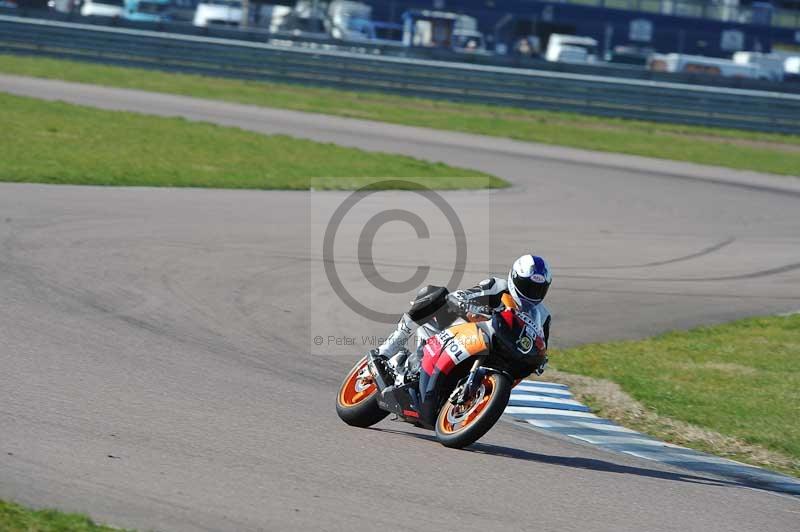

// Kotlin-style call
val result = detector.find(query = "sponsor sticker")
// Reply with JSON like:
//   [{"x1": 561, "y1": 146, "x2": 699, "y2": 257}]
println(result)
[{"x1": 516, "y1": 334, "x2": 534, "y2": 354}]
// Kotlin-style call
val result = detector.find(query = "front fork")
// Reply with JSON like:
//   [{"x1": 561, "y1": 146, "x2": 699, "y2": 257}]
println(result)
[
  {"x1": 453, "y1": 355, "x2": 486, "y2": 405},
  {"x1": 366, "y1": 350, "x2": 393, "y2": 391}
]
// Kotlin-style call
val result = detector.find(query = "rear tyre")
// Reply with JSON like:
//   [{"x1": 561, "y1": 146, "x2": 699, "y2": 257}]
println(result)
[
  {"x1": 435, "y1": 372, "x2": 512, "y2": 449},
  {"x1": 336, "y1": 356, "x2": 389, "y2": 428}
]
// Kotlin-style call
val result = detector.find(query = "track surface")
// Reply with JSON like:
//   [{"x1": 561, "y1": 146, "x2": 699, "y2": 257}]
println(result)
[{"x1": 1, "y1": 76, "x2": 799, "y2": 531}]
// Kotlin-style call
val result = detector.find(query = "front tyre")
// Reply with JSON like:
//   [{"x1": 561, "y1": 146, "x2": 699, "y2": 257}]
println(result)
[
  {"x1": 336, "y1": 356, "x2": 389, "y2": 428},
  {"x1": 435, "y1": 372, "x2": 512, "y2": 449}
]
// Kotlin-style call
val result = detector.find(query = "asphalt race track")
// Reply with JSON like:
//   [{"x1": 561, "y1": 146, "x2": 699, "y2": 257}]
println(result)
[{"x1": 1, "y1": 75, "x2": 799, "y2": 531}]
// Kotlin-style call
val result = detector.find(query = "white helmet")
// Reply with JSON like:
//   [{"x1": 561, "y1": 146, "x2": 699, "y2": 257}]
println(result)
[{"x1": 508, "y1": 254, "x2": 552, "y2": 307}]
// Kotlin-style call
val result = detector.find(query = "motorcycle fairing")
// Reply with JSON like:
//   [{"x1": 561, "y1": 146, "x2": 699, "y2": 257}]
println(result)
[
  {"x1": 416, "y1": 322, "x2": 490, "y2": 426},
  {"x1": 487, "y1": 306, "x2": 548, "y2": 383},
  {"x1": 377, "y1": 381, "x2": 420, "y2": 420},
  {"x1": 421, "y1": 322, "x2": 489, "y2": 376},
  {"x1": 365, "y1": 349, "x2": 424, "y2": 423}
]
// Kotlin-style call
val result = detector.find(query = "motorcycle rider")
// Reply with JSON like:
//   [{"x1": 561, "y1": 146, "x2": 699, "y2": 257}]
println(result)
[{"x1": 375, "y1": 254, "x2": 552, "y2": 381}]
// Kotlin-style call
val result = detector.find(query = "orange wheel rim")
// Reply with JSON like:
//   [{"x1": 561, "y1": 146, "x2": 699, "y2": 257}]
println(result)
[
  {"x1": 438, "y1": 374, "x2": 495, "y2": 434},
  {"x1": 338, "y1": 357, "x2": 377, "y2": 407}
]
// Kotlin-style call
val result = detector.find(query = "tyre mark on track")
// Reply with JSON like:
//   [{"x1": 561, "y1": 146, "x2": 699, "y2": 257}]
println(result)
[
  {"x1": 253, "y1": 251, "x2": 800, "y2": 287},
  {"x1": 559, "y1": 237, "x2": 736, "y2": 270},
  {"x1": 560, "y1": 261, "x2": 800, "y2": 282},
  {"x1": 556, "y1": 286, "x2": 800, "y2": 300}
]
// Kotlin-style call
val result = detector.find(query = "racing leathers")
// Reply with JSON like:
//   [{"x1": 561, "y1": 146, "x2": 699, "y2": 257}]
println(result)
[{"x1": 376, "y1": 277, "x2": 551, "y2": 381}]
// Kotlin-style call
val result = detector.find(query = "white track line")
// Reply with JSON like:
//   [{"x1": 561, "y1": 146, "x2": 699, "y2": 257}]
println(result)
[
  {"x1": 515, "y1": 380, "x2": 569, "y2": 389},
  {"x1": 511, "y1": 384, "x2": 574, "y2": 398},
  {"x1": 505, "y1": 381, "x2": 800, "y2": 495},
  {"x1": 504, "y1": 406, "x2": 601, "y2": 419},
  {"x1": 508, "y1": 393, "x2": 589, "y2": 410}
]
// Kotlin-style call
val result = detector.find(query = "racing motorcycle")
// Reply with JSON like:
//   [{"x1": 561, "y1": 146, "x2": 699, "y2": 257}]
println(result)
[{"x1": 335, "y1": 290, "x2": 547, "y2": 449}]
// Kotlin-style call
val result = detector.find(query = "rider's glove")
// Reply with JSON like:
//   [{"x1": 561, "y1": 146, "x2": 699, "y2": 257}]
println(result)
[
  {"x1": 533, "y1": 355, "x2": 548, "y2": 376},
  {"x1": 447, "y1": 291, "x2": 492, "y2": 319},
  {"x1": 446, "y1": 290, "x2": 468, "y2": 312},
  {"x1": 532, "y1": 349, "x2": 548, "y2": 376}
]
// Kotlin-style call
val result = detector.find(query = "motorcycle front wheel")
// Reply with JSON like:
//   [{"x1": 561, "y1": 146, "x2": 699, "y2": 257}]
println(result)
[
  {"x1": 336, "y1": 356, "x2": 389, "y2": 428},
  {"x1": 435, "y1": 372, "x2": 512, "y2": 449}
]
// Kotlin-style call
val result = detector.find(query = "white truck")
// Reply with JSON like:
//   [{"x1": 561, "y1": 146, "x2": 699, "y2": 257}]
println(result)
[
  {"x1": 785, "y1": 56, "x2": 800, "y2": 76},
  {"x1": 648, "y1": 53, "x2": 760, "y2": 79},
  {"x1": 732, "y1": 51, "x2": 785, "y2": 82},
  {"x1": 81, "y1": 0, "x2": 124, "y2": 17},
  {"x1": 49, "y1": 0, "x2": 123, "y2": 17},
  {"x1": 193, "y1": 0, "x2": 242, "y2": 27},
  {"x1": 545, "y1": 34, "x2": 598, "y2": 64}
]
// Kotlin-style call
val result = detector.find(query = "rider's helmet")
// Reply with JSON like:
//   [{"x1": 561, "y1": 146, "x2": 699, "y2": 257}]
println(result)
[{"x1": 508, "y1": 254, "x2": 552, "y2": 307}]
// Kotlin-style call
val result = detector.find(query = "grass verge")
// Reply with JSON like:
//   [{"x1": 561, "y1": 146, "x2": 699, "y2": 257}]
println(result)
[
  {"x1": 0, "y1": 92, "x2": 501, "y2": 190},
  {"x1": 550, "y1": 314, "x2": 800, "y2": 477},
  {"x1": 0, "y1": 499, "x2": 128, "y2": 531},
  {"x1": 1, "y1": 54, "x2": 799, "y2": 176}
]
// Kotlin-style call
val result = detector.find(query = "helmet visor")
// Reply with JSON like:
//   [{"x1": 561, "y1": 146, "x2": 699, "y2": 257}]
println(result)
[{"x1": 513, "y1": 272, "x2": 550, "y2": 303}]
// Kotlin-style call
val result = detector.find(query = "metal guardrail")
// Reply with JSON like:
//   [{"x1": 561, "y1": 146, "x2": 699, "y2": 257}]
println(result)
[
  {"x1": 1, "y1": 15, "x2": 799, "y2": 134},
  {"x1": 4, "y1": 6, "x2": 800, "y2": 96}
]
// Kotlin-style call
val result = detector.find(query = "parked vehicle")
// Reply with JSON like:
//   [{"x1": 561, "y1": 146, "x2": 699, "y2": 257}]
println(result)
[
  {"x1": 608, "y1": 44, "x2": 655, "y2": 66},
  {"x1": 328, "y1": 0, "x2": 373, "y2": 40},
  {"x1": 403, "y1": 9, "x2": 456, "y2": 48},
  {"x1": 123, "y1": 0, "x2": 170, "y2": 21},
  {"x1": 49, "y1": 0, "x2": 123, "y2": 16},
  {"x1": 402, "y1": 10, "x2": 485, "y2": 52},
  {"x1": 451, "y1": 29, "x2": 484, "y2": 52},
  {"x1": 81, "y1": 0, "x2": 123, "y2": 17},
  {"x1": 257, "y1": 3, "x2": 292, "y2": 33},
  {"x1": 193, "y1": 0, "x2": 241, "y2": 27},
  {"x1": 169, "y1": 0, "x2": 198, "y2": 23},
  {"x1": 274, "y1": 0, "x2": 327, "y2": 36},
  {"x1": 733, "y1": 51, "x2": 785, "y2": 82},
  {"x1": 452, "y1": 14, "x2": 485, "y2": 52},
  {"x1": 785, "y1": 56, "x2": 800, "y2": 82},
  {"x1": 545, "y1": 34, "x2": 598, "y2": 63},
  {"x1": 785, "y1": 56, "x2": 800, "y2": 75},
  {"x1": 648, "y1": 53, "x2": 761, "y2": 79},
  {"x1": 48, "y1": 0, "x2": 77, "y2": 13}
]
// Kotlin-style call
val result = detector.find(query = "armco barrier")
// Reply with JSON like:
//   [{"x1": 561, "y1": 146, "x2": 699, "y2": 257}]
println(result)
[
  {"x1": 1, "y1": 15, "x2": 799, "y2": 135},
  {"x1": 4, "y1": 6, "x2": 800, "y2": 95}
]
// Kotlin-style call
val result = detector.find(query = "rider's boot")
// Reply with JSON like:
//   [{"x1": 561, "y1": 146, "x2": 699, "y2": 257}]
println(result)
[
  {"x1": 377, "y1": 284, "x2": 450, "y2": 362},
  {"x1": 377, "y1": 313, "x2": 417, "y2": 363},
  {"x1": 374, "y1": 285, "x2": 451, "y2": 384},
  {"x1": 387, "y1": 349, "x2": 410, "y2": 373}
]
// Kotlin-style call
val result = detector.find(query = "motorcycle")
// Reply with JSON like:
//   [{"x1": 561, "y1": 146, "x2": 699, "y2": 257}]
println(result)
[{"x1": 335, "y1": 291, "x2": 547, "y2": 448}]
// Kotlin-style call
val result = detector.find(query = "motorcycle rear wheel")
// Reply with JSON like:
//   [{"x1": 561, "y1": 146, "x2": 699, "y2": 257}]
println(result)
[
  {"x1": 336, "y1": 356, "x2": 389, "y2": 428},
  {"x1": 435, "y1": 372, "x2": 512, "y2": 449}
]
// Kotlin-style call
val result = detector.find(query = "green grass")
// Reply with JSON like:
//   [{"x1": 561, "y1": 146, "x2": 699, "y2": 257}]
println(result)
[
  {"x1": 553, "y1": 314, "x2": 800, "y2": 476},
  {"x1": 0, "y1": 499, "x2": 128, "y2": 531},
  {"x1": 0, "y1": 92, "x2": 501, "y2": 190},
  {"x1": 1, "y1": 54, "x2": 799, "y2": 176}
]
